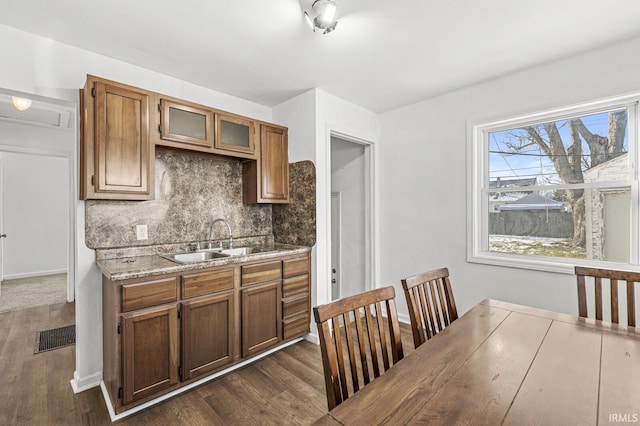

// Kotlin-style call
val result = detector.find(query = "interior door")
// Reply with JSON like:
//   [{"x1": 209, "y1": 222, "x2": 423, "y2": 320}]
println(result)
[{"x1": 331, "y1": 192, "x2": 341, "y2": 300}]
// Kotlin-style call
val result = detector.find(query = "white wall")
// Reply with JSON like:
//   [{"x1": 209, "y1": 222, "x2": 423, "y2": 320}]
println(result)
[
  {"x1": 379, "y1": 35, "x2": 640, "y2": 320},
  {"x1": 274, "y1": 89, "x2": 379, "y2": 331},
  {"x1": 0, "y1": 23, "x2": 275, "y2": 393},
  {"x1": 2, "y1": 152, "x2": 68, "y2": 278},
  {"x1": 331, "y1": 137, "x2": 366, "y2": 298}
]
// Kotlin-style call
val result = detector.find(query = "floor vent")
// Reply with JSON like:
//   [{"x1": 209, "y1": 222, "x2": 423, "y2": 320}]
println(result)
[{"x1": 35, "y1": 325, "x2": 75, "y2": 354}]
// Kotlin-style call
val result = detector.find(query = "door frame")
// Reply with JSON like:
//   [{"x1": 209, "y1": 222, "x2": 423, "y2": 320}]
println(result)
[
  {"x1": 325, "y1": 128, "x2": 376, "y2": 303},
  {"x1": 0, "y1": 145, "x2": 76, "y2": 302},
  {"x1": 0, "y1": 154, "x2": 3, "y2": 282},
  {"x1": 330, "y1": 191, "x2": 342, "y2": 300}
]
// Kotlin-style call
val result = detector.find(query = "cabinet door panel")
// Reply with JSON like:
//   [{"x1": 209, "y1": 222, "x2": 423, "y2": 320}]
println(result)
[
  {"x1": 215, "y1": 113, "x2": 256, "y2": 157},
  {"x1": 260, "y1": 124, "x2": 289, "y2": 202},
  {"x1": 182, "y1": 292, "x2": 234, "y2": 380},
  {"x1": 241, "y1": 280, "x2": 282, "y2": 357},
  {"x1": 160, "y1": 100, "x2": 213, "y2": 148},
  {"x1": 95, "y1": 82, "x2": 151, "y2": 196},
  {"x1": 122, "y1": 304, "x2": 179, "y2": 405}
]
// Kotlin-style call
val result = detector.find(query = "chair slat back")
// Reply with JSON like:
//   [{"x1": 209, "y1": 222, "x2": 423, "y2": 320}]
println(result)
[
  {"x1": 313, "y1": 286, "x2": 404, "y2": 410},
  {"x1": 575, "y1": 266, "x2": 639, "y2": 327},
  {"x1": 401, "y1": 267, "x2": 459, "y2": 348}
]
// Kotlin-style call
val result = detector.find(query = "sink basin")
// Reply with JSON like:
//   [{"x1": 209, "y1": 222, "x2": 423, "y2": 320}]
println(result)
[
  {"x1": 160, "y1": 246, "x2": 277, "y2": 264},
  {"x1": 160, "y1": 250, "x2": 229, "y2": 264},
  {"x1": 220, "y1": 247, "x2": 260, "y2": 256}
]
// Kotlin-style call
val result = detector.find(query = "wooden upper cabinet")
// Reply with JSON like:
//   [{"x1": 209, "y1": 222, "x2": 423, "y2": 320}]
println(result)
[
  {"x1": 80, "y1": 75, "x2": 154, "y2": 200},
  {"x1": 80, "y1": 76, "x2": 291, "y2": 203},
  {"x1": 157, "y1": 99, "x2": 214, "y2": 149},
  {"x1": 243, "y1": 123, "x2": 290, "y2": 204},
  {"x1": 213, "y1": 113, "x2": 257, "y2": 159}
]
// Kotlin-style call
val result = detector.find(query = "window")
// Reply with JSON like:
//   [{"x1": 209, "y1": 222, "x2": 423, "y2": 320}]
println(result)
[{"x1": 469, "y1": 95, "x2": 639, "y2": 273}]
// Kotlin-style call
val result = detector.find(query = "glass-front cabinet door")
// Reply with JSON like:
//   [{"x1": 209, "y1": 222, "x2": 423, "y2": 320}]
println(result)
[
  {"x1": 215, "y1": 113, "x2": 257, "y2": 158},
  {"x1": 159, "y1": 99, "x2": 213, "y2": 148}
]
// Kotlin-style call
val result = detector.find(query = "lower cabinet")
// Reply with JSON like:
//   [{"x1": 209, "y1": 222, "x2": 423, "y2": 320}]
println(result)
[
  {"x1": 121, "y1": 304, "x2": 180, "y2": 405},
  {"x1": 181, "y1": 292, "x2": 234, "y2": 380},
  {"x1": 102, "y1": 251, "x2": 310, "y2": 414},
  {"x1": 241, "y1": 280, "x2": 282, "y2": 357},
  {"x1": 282, "y1": 255, "x2": 311, "y2": 339}
]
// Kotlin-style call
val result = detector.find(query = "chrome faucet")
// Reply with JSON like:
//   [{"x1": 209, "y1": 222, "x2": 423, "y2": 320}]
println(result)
[{"x1": 208, "y1": 218, "x2": 233, "y2": 250}]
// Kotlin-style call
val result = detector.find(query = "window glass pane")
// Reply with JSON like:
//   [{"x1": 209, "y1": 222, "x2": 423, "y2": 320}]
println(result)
[
  {"x1": 169, "y1": 107, "x2": 207, "y2": 140},
  {"x1": 220, "y1": 120, "x2": 250, "y2": 148},
  {"x1": 487, "y1": 187, "x2": 630, "y2": 262},
  {"x1": 489, "y1": 109, "x2": 629, "y2": 186},
  {"x1": 484, "y1": 107, "x2": 632, "y2": 264}
]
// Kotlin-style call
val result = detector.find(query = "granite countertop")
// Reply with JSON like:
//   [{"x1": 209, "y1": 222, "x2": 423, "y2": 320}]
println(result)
[{"x1": 97, "y1": 243, "x2": 311, "y2": 281}]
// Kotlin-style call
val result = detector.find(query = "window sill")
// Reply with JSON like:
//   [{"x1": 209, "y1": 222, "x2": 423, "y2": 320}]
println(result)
[{"x1": 467, "y1": 251, "x2": 640, "y2": 275}]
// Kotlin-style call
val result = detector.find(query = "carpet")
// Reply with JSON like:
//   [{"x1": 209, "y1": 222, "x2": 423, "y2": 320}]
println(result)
[{"x1": 0, "y1": 273, "x2": 67, "y2": 313}]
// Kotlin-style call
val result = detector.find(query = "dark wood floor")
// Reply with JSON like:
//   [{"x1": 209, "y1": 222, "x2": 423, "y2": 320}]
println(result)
[{"x1": 0, "y1": 302, "x2": 415, "y2": 425}]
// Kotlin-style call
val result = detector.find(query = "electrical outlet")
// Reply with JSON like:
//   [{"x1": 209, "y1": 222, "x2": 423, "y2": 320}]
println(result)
[{"x1": 136, "y1": 224, "x2": 148, "y2": 240}]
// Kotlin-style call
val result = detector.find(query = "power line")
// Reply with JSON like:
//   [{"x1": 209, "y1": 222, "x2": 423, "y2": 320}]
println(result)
[{"x1": 489, "y1": 149, "x2": 627, "y2": 158}]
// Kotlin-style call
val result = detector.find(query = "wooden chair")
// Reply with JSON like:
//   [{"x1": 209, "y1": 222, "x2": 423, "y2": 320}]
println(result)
[
  {"x1": 401, "y1": 267, "x2": 458, "y2": 349},
  {"x1": 575, "y1": 266, "x2": 639, "y2": 327},
  {"x1": 313, "y1": 286, "x2": 404, "y2": 410}
]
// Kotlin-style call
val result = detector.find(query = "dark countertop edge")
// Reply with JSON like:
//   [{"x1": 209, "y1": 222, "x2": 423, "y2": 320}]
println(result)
[{"x1": 98, "y1": 244, "x2": 311, "y2": 281}]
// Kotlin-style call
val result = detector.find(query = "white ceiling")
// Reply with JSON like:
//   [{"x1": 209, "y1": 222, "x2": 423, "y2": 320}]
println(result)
[{"x1": 3, "y1": 0, "x2": 640, "y2": 113}]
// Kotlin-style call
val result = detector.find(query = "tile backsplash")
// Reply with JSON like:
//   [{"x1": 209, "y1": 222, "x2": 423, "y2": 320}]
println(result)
[{"x1": 85, "y1": 149, "x2": 272, "y2": 249}]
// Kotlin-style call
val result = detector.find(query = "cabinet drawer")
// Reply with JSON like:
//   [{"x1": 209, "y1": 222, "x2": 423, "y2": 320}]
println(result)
[
  {"x1": 282, "y1": 256, "x2": 309, "y2": 278},
  {"x1": 282, "y1": 293, "x2": 309, "y2": 319},
  {"x1": 282, "y1": 274, "x2": 309, "y2": 298},
  {"x1": 283, "y1": 313, "x2": 310, "y2": 340},
  {"x1": 241, "y1": 261, "x2": 282, "y2": 286},
  {"x1": 122, "y1": 277, "x2": 178, "y2": 312},
  {"x1": 182, "y1": 268, "x2": 234, "y2": 299}
]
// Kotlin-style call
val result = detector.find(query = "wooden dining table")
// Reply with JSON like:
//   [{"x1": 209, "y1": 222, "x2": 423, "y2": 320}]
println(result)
[{"x1": 313, "y1": 299, "x2": 640, "y2": 425}]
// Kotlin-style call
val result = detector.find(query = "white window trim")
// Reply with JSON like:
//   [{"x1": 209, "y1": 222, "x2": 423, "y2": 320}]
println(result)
[{"x1": 467, "y1": 93, "x2": 640, "y2": 275}]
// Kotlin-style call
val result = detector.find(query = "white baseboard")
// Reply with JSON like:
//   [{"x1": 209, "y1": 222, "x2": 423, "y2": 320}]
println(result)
[
  {"x1": 3, "y1": 269, "x2": 67, "y2": 280},
  {"x1": 304, "y1": 332, "x2": 319, "y2": 345},
  {"x1": 70, "y1": 370, "x2": 102, "y2": 394}
]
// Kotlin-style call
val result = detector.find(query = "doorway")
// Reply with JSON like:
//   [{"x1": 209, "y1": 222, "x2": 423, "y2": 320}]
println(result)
[
  {"x1": 0, "y1": 89, "x2": 76, "y2": 312},
  {"x1": 330, "y1": 135, "x2": 372, "y2": 300},
  {"x1": 0, "y1": 151, "x2": 70, "y2": 311}
]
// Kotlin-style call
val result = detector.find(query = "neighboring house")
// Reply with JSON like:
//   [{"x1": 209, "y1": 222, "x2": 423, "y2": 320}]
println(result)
[
  {"x1": 488, "y1": 177, "x2": 537, "y2": 212},
  {"x1": 583, "y1": 154, "x2": 630, "y2": 262},
  {"x1": 496, "y1": 193, "x2": 562, "y2": 211}
]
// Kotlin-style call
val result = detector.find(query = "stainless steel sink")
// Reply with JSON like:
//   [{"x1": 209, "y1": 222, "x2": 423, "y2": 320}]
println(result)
[
  {"x1": 160, "y1": 250, "x2": 229, "y2": 264},
  {"x1": 220, "y1": 247, "x2": 268, "y2": 256},
  {"x1": 160, "y1": 246, "x2": 277, "y2": 264}
]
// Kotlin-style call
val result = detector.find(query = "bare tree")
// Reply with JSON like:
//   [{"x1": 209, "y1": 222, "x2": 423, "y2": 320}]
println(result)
[{"x1": 504, "y1": 111, "x2": 627, "y2": 247}]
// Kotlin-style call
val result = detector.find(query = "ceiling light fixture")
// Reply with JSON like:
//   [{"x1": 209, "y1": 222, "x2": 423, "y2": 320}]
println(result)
[
  {"x1": 11, "y1": 96, "x2": 32, "y2": 111},
  {"x1": 304, "y1": 0, "x2": 339, "y2": 35}
]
